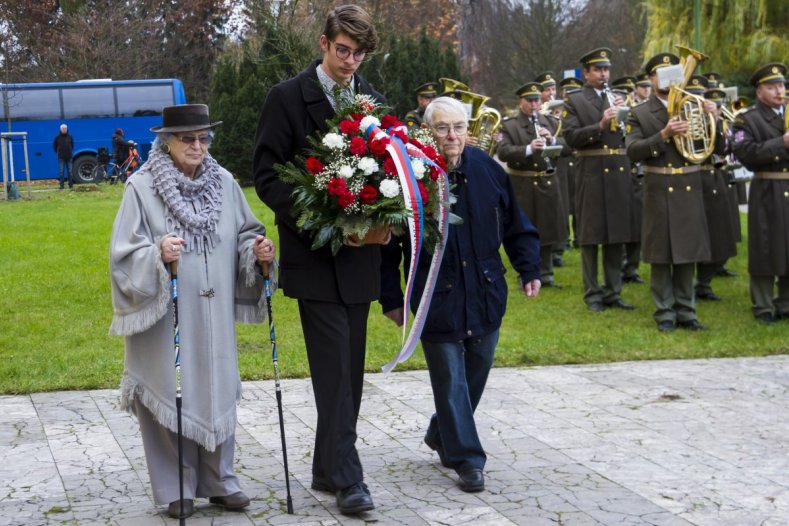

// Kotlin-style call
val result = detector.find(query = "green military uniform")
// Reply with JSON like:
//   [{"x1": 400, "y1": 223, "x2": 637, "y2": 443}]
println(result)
[
  {"x1": 562, "y1": 48, "x2": 634, "y2": 309},
  {"x1": 695, "y1": 88, "x2": 738, "y2": 300},
  {"x1": 559, "y1": 77, "x2": 584, "y2": 246},
  {"x1": 625, "y1": 52, "x2": 724, "y2": 330},
  {"x1": 404, "y1": 82, "x2": 439, "y2": 130},
  {"x1": 498, "y1": 82, "x2": 568, "y2": 286},
  {"x1": 731, "y1": 63, "x2": 789, "y2": 323}
]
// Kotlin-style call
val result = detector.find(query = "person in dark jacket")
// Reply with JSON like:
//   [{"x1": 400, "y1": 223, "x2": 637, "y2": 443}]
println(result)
[
  {"x1": 381, "y1": 96, "x2": 541, "y2": 494},
  {"x1": 253, "y1": 4, "x2": 383, "y2": 515},
  {"x1": 112, "y1": 127, "x2": 129, "y2": 167},
  {"x1": 53, "y1": 123, "x2": 74, "y2": 189}
]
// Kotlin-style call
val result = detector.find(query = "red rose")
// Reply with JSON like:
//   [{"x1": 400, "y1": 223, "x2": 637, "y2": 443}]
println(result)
[
  {"x1": 381, "y1": 114, "x2": 400, "y2": 130},
  {"x1": 337, "y1": 191, "x2": 356, "y2": 208},
  {"x1": 383, "y1": 156, "x2": 398, "y2": 176},
  {"x1": 349, "y1": 136, "x2": 367, "y2": 156},
  {"x1": 305, "y1": 156, "x2": 325, "y2": 175},
  {"x1": 436, "y1": 156, "x2": 448, "y2": 171},
  {"x1": 429, "y1": 166, "x2": 440, "y2": 181},
  {"x1": 369, "y1": 138, "x2": 388, "y2": 157},
  {"x1": 359, "y1": 185, "x2": 378, "y2": 204},
  {"x1": 327, "y1": 177, "x2": 347, "y2": 197},
  {"x1": 351, "y1": 113, "x2": 365, "y2": 122},
  {"x1": 418, "y1": 181, "x2": 429, "y2": 204},
  {"x1": 422, "y1": 145, "x2": 439, "y2": 161},
  {"x1": 339, "y1": 119, "x2": 360, "y2": 135}
]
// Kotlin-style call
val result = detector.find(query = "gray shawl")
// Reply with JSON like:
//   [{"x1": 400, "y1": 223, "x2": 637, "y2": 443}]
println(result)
[{"x1": 109, "y1": 164, "x2": 277, "y2": 451}]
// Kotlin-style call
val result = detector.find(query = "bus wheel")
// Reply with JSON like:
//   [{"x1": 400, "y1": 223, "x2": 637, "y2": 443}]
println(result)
[{"x1": 73, "y1": 155, "x2": 99, "y2": 184}]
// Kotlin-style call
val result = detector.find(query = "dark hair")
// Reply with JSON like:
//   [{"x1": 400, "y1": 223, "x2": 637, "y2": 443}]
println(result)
[
  {"x1": 115, "y1": 128, "x2": 123, "y2": 136},
  {"x1": 322, "y1": 4, "x2": 378, "y2": 53}
]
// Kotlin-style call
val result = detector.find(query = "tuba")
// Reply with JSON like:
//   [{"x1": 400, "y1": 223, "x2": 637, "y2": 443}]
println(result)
[
  {"x1": 667, "y1": 45, "x2": 717, "y2": 163},
  {"x1": 438, "y1": 78, "x2": 502, "y2": 155}
]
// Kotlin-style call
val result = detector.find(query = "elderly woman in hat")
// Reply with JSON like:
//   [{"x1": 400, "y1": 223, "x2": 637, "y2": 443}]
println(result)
[{"x1": 109, "y1": 104, "x2": 276, "y2": 518}]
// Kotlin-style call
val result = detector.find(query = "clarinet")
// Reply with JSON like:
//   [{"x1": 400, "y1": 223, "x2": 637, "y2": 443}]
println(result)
[
  {"x1": 532, "y1": 111, "x2": 556, "y2": 175},
  {"x1": 602, "y1": 82, "x2": 626, "y2": 136}
]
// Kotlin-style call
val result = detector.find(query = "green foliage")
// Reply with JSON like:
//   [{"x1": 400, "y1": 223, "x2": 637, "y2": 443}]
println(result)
[{"x1": 360, "y1": 29, "x2": 464, "y2": 119}]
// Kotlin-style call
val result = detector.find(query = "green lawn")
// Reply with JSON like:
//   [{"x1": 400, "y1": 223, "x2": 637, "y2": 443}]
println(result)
[{"x1": 0, "y1": 183, "x2": 786, "y2": 394}]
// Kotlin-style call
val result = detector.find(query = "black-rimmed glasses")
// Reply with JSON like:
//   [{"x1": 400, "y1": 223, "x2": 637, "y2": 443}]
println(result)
[{"x1": 331, "y1": 41, "x2": 367, "y2": 62}]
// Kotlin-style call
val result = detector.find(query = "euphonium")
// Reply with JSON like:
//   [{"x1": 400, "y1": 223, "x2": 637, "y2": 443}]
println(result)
[
  {"x1": 667, "y1": 45, "x2": 717, "y2": 163},
  {"x1": 438, "y1": 77, "x2": 471, "y2": 96},
  {"x1": 452, "y1": 88, "x2": 502, "y2": 156}
]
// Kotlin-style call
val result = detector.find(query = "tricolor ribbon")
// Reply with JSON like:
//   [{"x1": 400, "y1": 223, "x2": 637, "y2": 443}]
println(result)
[{"x1": 365, "y1": 124, "x2": 451, "y2": 373}]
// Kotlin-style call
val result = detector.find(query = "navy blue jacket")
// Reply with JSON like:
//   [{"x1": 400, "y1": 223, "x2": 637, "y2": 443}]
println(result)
[{"x1": 380, "y1": 146, "x2": 541, "y2": 342}]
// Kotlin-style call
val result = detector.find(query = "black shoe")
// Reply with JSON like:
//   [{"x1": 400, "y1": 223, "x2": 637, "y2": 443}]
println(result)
[
  {"x1": 167, "y1": 499, "x2": 194, "y2": 519},
  {"x1": 587, "y1": 301, "x2": 604, "y2": 312},
  {"x1": 696, "y1": 290, "x2": 721, "y2": 301},
  {"x1": 457, "y1": 469, "x2": 485, "y2": 493},
  {"x1": 716, "y1": 268, "x2": 738, "y2": 277},
  {"x1": 657, "y1": 320, "x2": 676, "y2": 332},
  {"x1": 311, "y1": 476, "x2": 335, "y2": 492},
  {"x1": 209, "y1": 491, "x2": 250, "y2": 510},
  {"x1": 623, "y1": 274, "x2": 645, "y2": 284},
  {"x1": 336, "y1": 482, "x2": 374, "y2": 514},
  {"x1": 604, "y1": 299, "x2": 635, "y2": 310},
  {"x1": 755, "y1": 312, "x2": 775, "y2": 324},
  {"x1": 424, "y1": 436, "x2": 452, "y2": 468},
  {"x1": 553, "y1": 256, "x2": 565, "y2": 268},
  {"x1": 678, "y1": 319, "x2": 708, "y2": 331}
]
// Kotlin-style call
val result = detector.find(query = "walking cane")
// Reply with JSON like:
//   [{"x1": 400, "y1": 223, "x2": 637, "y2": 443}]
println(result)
[
  {"x1": 262, "y1": 261, "x2": 294, "y2": 514},
  {"x1": 170, "y1": 260, "x2": 187, "y2": 525}
]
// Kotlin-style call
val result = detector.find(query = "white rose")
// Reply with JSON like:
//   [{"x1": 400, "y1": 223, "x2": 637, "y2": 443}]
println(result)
[
  {"x1": 379, "y1": 179, "x2": 400, "y2": 198},
  {"x1": 359, "y1": 116, "x2": 381, "y2": 132},
  {"x1": 358, "y1": 157, "x2": 379, "y2": 175},
  {"x1": 411, "y1": 158, "x2": 426, "y2": 179},
  {"x1": 338, "y1": 165, "x2": 354, "y2": 179},
  {"x1": 322, "y1": 133, "x2": 345, "y2": 149}
]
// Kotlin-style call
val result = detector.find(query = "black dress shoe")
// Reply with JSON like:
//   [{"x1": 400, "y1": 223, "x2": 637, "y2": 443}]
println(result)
[
  {"x1": 209, "y1": 491, "x2": 250, "y2": 510},
  {"x1": 604, "y1": 299, "x2": 635, "y2": 310},
  {"x1": 457, "y1": 469, "x2": 485, "y2": 492},
  {"x1": 553, "y1": 257, "x2": 565, "y2": 268},
  {"x1": 657, "y1": 320, "x2": 676, "y2": 332},
  {"x1": 587, "y1": 301, "x2": 604, "y2": 312},
  {"x1": 755, "y1": 312, "x2": 775, "y2": 324},
  {"x1": 696, "y1": 290, "x2": 721, "y2": 301},
  {"x1": 623, "y1": 274, "x2": 645, "y2": 284},
  {"x1": 311, "y1": 476, "x2": 335, "y2": 492},
  {"x1": 336, "y1": 482, "x2": 374, "y2": 514},
  {"x1": 678, "y1": 319, "x2": 708, "y2": 331},
  {"x1": 167, "y1": 499, "x2": 194, "y2": 519},
  {"x1": 775, "y1": 312, "x2": 789, "y2": 321},
  {"x1": 716, "y1": 268, "x2": 738, "y2": 277},
  {"x1": 424, "y1": 437, "x2": 452, "y2": 468}
]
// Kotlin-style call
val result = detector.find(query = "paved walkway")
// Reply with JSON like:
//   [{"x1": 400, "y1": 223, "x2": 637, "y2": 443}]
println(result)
[{"x1": 1, "y1": 356, "x2": 787, "y2": 525}]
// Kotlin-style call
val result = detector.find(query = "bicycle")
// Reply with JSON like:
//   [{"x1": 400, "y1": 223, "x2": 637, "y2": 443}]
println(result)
[{"x1": 91, "y1": 141, "x2": 141, "y2": 184}]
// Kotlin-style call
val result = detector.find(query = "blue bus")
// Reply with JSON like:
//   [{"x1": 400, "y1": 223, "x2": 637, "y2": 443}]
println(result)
[{"x1": 0, "y1": 78, "x2": 186, "y2": 183}]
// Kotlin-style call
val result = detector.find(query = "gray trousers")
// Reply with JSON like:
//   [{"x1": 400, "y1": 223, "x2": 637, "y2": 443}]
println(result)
[
  {"x1": 695, "y1": 261, "x2": 724, "y2": 295},
  {"x1": 134, "y1": 400, "x2": 241, "y2": 505},
  {"x1": 623, "y1": 242, "x2": 641, "y2": 277},
  {"x1": 650, "y1": 263, "x2": 696, "y2": 323},
  {"x1": 750, "y1": 275, "x2": 789, "y2": 317},
  {"x1": 581, "y1": 244, "x2": 623, "y2": 304},
  {"x1": 539, "y1": 245, "x2": 555, "y2": 284}
]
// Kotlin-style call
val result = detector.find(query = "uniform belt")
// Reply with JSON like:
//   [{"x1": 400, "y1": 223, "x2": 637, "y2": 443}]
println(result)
[
  {"x1": 643, "y1": 165, "x2": 708, "y2": 175},
  {"x1": 755, "y1": 171, "x2": 789, "y2": 180},
  {"x1": 505, "y1": 167, "x2": 550, "y2": 177},
  {"x1": 575, "y1": 148, "x2": 626, "y2": 157}
]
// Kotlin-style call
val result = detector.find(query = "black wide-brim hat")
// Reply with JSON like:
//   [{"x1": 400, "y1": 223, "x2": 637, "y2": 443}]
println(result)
[{"x1": 150, "y1": 104, "x2": 222, "y2": 133}]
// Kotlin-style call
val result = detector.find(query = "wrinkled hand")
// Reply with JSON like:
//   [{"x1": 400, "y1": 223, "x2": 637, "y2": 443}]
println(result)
[
  {"x1": 161, "y1": 237, "x2": 185, "y2": 264},
  {"x1": 384, "y1": 307, "x2": 405, "y2": 327},
  {"x1": 660, "y1": 117, "x2": 690, "y2": 140},
  {"x1": 253, "y1": 235, "x2": 275, "y2": 264},
  {"x1": 522, "y1": 279, "x2": 541, "y2": 298}
]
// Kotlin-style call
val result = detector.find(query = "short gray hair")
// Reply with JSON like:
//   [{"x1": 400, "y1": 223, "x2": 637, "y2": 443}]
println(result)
[{"x1": 423, "y1": 97, "x2": 467, "y2": 126}]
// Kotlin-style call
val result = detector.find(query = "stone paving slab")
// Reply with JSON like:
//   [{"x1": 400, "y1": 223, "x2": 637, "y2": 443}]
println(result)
[{"x1": 1, "y1": 355, "x2": 787, "y2": 525}]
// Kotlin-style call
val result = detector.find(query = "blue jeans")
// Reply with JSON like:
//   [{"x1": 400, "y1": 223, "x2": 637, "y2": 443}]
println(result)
[
  {"x1": 422, "y1": 330, "x2": 499, "y2": 474},
  {"x1": 58, "y1": 159, "x2": 73, "y2": 188}
]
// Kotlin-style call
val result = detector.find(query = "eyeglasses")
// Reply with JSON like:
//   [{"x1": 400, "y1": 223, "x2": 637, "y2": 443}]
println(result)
[
  {"x1": 331, "y1": 42, "x2": 367, "y2": 62},
  {"x1": 433, "y1": 123, "x2": 468, "y2": 137},
  {"x1": 177, "y1": 134, "x2": 212, "y2": 146}
]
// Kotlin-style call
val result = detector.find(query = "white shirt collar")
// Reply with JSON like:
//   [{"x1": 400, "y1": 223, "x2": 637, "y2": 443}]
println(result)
[{"x1": 316, "y1": 64, "x2": 356, "y2": 111}]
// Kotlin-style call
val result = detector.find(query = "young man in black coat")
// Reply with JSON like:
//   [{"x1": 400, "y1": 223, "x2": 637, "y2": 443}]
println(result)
[{"x1": 253, "y1": 5, "x2": 384, "y2": 515}]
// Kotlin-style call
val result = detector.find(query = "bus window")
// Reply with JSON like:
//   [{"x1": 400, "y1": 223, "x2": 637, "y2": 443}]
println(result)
[
  {"x1": 116, "y1": 84, "x2": 171, "y2": 117},
  {"x1": 63, "y1": 87, "x2": 115, "y2": 119},
  {"x1": 3, "y1": 89, "x2": 61, "y2": 121}
]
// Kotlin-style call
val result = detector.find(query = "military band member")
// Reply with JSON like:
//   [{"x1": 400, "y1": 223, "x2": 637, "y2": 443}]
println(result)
[
  {"x1": 695, "y1": 88, "x2": 738, "y2": 301},
  {"x1": 731, "y1": 63, "x2": 789, "y2": 324},
  {"x1": 404, "y1": 82, "x2": 439, "y2": 130},
  {"x1": 498, "y1": 82, "x2": 568, "y2": 287},
  {"x1": 562, "y1": 47, "x2": 635, "y2": 312},
  {"x1": 626, "y1": 52, "x2": 724, "y2": 332},
  {"x1": 560, "y1": 77, "x2": 584, "y2": 98},
  {"x1": 537, "y1": 71, "x2": 566, "y2": 265},
  {"x1": 536, "y1": 71, "x2": 557, "y2": 104},
  {"x1": 704, "y1": 72, "x2": 722, "y2": 89},
  {"x1": 634, "y1": 74, "x2": 652, "y2": 103}
]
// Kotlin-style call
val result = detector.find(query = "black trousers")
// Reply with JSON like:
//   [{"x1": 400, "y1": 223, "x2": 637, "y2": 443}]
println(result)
[{"x1": 298, "y1": 298, "x2": 370, "y2": 490}]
